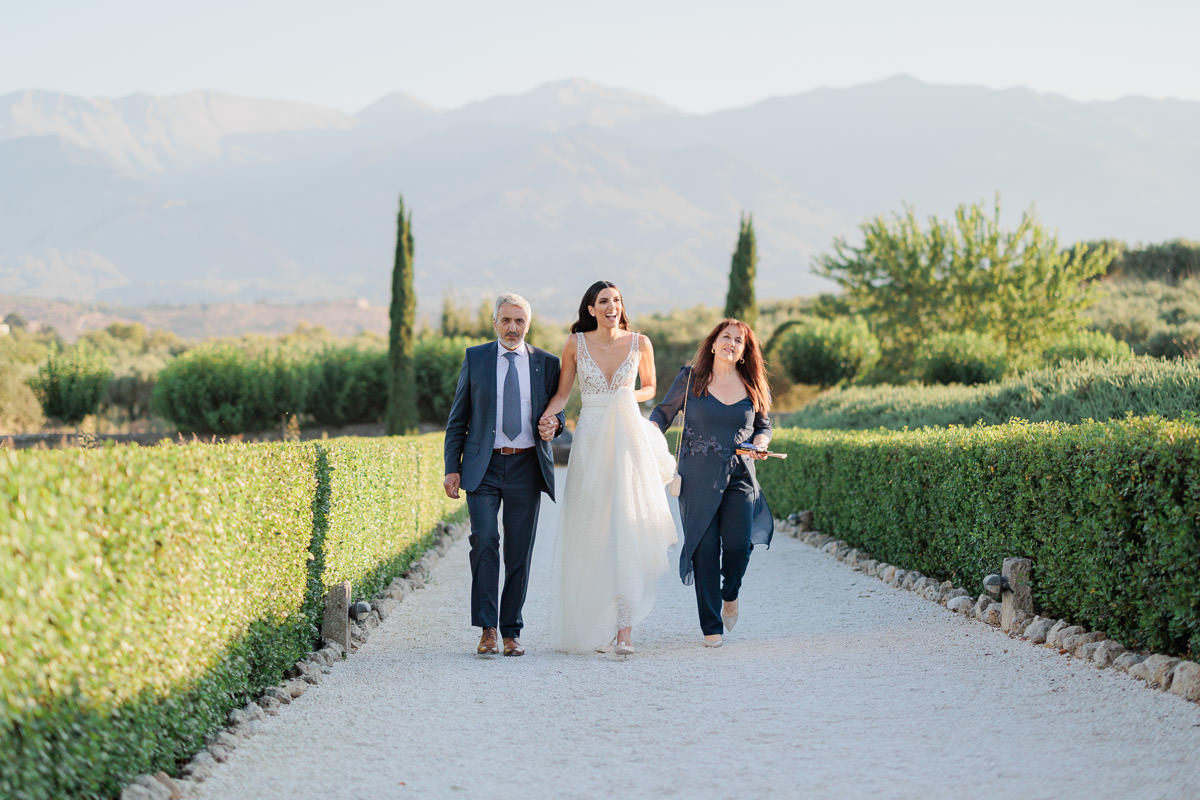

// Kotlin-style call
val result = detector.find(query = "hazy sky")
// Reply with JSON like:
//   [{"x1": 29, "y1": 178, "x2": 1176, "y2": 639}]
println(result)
[{"x1": 5, "y1": 0, "x2": 1199, "y2": 113}]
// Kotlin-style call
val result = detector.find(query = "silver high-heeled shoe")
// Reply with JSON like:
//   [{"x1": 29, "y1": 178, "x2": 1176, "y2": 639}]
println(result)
[{"x1": 615, "y1": 638, "x2": 635, "y2": 655}]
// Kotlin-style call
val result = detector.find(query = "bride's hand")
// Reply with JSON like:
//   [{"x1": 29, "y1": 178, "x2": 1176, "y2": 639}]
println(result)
[{"x1": 538, "y1": 414, "x2": 558, "y2": 441}]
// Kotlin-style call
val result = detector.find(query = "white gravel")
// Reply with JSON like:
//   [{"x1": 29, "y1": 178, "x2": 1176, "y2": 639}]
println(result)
[{"x1": 194, "y1": 469, "x2": 1200, "y2": 800}]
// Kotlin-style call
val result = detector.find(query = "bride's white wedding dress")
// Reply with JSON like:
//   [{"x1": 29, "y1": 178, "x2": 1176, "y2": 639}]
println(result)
[{"x1": 550, "y1": 332, "x2": 678, "y2": 653}]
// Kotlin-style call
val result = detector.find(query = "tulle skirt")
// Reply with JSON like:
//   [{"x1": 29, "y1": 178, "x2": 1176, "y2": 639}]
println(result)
[{"x1": 549, "y1": 387, "x2": 678, "y2": 652}]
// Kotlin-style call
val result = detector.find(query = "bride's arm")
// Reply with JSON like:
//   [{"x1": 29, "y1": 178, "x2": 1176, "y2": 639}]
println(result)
[
  {"x1": 633, "y1": 334, "x2": 657, "y2": 403},
  {"x1": 539, "y1": 335, "x2": 577, "y2": 421}
]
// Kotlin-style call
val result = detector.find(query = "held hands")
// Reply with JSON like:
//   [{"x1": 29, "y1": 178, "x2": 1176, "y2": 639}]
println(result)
[{"x1": 537, "y1": 414, "x2": 558, "y2": 441}]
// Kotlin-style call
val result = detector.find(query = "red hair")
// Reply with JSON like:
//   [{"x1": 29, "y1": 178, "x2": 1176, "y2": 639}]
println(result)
[{"x1": 690, "y1": 319, "x2": 771, "y2": 413}]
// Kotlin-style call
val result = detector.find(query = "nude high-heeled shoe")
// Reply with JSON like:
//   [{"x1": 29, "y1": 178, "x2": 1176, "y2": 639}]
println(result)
[
  {"x1": 615, "y1": 626, "x2": 635, "y2": 655},
  {"x1": 703, "y1": 634, "x2": 723, "y2": 648},
  {"x1": 721, "y1": 599, "x2": 739, "y2": 632}
]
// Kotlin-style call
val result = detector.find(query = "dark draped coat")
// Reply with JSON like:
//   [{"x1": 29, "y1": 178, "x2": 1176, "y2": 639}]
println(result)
[{"x1": 649, "y1": 366, "x2": 774, "y2": 584}]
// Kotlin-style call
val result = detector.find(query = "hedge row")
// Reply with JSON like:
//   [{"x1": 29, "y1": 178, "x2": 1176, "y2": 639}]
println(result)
[
  {"x1": 0, "y1": 435, "x2": 462, "y2": 799},
  {"x1": 782, "y1": 355, "x2": 1200, "y2": 430},
  {"x1": 151, "y1": 338, "x2": 483, "y2": 434},
  {"x1": 758, "y1": 419, "x2": 1200, "y2": 658}
]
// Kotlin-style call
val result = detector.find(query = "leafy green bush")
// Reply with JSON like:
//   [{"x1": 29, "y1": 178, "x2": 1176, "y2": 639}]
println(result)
[
  {"x1": 104, "y1": 367, "x2": 159, "y2": 423},
  {"x1": 1107, "y1": 239, "x2": 1200, "y2": 283},
  {"x1": 319, "y1": 436, "x2": 463, "y2": 600},
  {"x1": 153, "y1": 346, "x2": 251, "y2": 434},
  {"x1": 916, "y1": 331, "x2": 1007, "y2": 385},
  {"x1": 776, "y1": 316, "x2": 879, "y2": 387},
  {"x1": 243, "y1": 350, "x2": 309, "y2": 431},
  {"x1": 413, "y1": 336, "x2": 485, "y2": 424},
  {"x1": 0, "y1": 434, "x2": 463, "y2": 799},
  {"x1": 0, "y1": 361, "x2": 44, "y2": 432},
  {"x1": 305, "y1": 347, "x2": 388, "y2": 427},
  {"x1": 759, "y1": 419, "x2": 1200, "y2": 657},
  {"x1": 1144, "y1": 322, "x2": 1200, "y2": 360},
  {"x1": 783, "y1": 356, "x2": 1200, "y2": 431},
  {"x1": 27, "y1": 344, "x2": 113, "y2": 425},
  {"x1": 1042, "y1": 329, "x2": 1133, "y2": 365},
  {"x1": 153, "y1": 346, "x2": 308, "y2": 434},
  {"x1": 1086, "y1": 277, "x2": 1200, "y2": 356},
  {"x1": 0, "y1": 442, "x2": 317, "y2": 798}
]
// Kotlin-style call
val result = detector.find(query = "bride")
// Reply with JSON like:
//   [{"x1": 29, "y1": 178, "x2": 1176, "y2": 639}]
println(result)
[{"x1": 538, "y1": 280, "x2": 677, "y2": 655}]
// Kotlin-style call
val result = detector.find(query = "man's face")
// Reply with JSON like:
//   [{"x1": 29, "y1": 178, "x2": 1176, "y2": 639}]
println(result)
[{"x1": 494, "y1": 303, "x2": 529, "y2": 349}]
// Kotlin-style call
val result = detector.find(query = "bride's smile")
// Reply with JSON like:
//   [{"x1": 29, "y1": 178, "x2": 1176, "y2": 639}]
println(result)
[{"x1": 590, "y1": 288, "x2": 624, "y2": 335}]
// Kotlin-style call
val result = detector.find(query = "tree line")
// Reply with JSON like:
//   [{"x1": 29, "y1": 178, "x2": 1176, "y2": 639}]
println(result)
[{"x1": 5, "y1": 194, "x2": 1198, "y2": 434}]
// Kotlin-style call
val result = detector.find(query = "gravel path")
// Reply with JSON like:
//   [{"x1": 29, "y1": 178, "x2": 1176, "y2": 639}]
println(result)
[{"x1": 194, "y1": 470, "x2": 1200, "y2": 800}]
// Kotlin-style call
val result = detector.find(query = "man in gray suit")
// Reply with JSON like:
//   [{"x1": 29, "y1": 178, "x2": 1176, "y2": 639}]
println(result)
[{"x1": 443, "y1": 293, "x2": 564, "y2": 656}]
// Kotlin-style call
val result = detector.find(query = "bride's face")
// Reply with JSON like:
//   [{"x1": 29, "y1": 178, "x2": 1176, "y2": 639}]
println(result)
[{"x1": 589, "y1": 288, "x2": 623, "y2": 330}]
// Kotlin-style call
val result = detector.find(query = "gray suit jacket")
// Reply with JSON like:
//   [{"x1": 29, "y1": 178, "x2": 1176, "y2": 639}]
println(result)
[{"x1": 443, "y1": 341, "x2": 563, "y2": 499}]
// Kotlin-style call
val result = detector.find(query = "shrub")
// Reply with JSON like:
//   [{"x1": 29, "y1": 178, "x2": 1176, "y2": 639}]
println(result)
[
  {"x1": 1086, "y1": 277, "x2": 1200, "y2": 355},
  {"x1": 27, "y1": 344, "x2": 113, "y2": 425},
  {"x1": 1042, "y1": 329, "x2": 1133, "y2": 365},
  {"x1": 104, "y1": 368, "x2": 158, "y2": 423},
  {"x1": 776, "y1": 317, "x2": 879, "y2": 387},
  {"x1": 1108, "y1": 239, "x2": 1200, "y2": 283},
  {"x1": 153, "y1": 346, "x2": 308, "y2": 434},
  {"x1": 0, "y1": 362, "x2": 44, "y2": 432},
  {"x1": 0, "y1": 434, "x2": 463, "y2": 799},
  {"x1": 783, "y1": 356, "x2": 1200, "y2": 431},
  {"x1": 305, "y1": 347, "x2": 388, "y2": 428},
  {"x1": 153, "y1": 346, "x2": 250, "y2": 434},
  {"x1": 916, "y1": 331, "x2": 1007, "y2": 385},
  {"x1": 243, "y1": 350, "x2": 309, "y2": 431},
  {"x1": 1145, "y1": 322, "x2": 1200, "y2": 360},
  {"x1": 414, "y1": 336, "x2": 485, "y2": 424},
  {"x1": 0, "y1": 442, "x2": 317, "y2": 798},
  {"x1": 759, "y1": 419, "x2": 1200, "y2": 657}
]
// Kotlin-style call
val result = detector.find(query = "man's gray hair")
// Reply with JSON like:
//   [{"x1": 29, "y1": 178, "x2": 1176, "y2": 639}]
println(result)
[{"x1": 493, "y1": 292, "x2": 532, "y2": 323}]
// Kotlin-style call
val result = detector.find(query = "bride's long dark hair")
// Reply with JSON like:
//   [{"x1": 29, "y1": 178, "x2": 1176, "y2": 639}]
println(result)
[{"x1": 570, "y1": 280, "x2": 630, "y2": 333}]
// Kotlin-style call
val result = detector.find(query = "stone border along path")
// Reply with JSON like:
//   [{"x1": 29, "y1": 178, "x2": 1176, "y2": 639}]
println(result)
[{"x1": 131, "y1": 469, "x2": 1200, "y2": 800}]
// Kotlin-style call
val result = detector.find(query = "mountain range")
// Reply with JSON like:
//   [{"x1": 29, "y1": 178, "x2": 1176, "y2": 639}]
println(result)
[{"x1": 2, "y1": 76, "x2": 1197, "y2": 321}]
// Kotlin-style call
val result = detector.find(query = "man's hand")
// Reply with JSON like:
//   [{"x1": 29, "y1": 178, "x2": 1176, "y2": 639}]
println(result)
[
  {"x1": 537, "y1": 414, "x2": 558, "y2": 441},
  {"x1": 443, "y1": 472, "x2": 461, "y2": 499}
]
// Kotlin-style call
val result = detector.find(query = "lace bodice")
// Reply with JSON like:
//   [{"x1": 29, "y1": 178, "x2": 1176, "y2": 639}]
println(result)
[{"x1": 576, "y1": 332, "x2": 640, "y2": 404}]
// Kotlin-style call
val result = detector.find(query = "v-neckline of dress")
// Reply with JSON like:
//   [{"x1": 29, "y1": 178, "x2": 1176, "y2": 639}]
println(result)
[
  {"x1": 579, "y1": 332, "x2": 637, "y2": 389},
  {"x1": 707, "y1": 392, "x2": 751, "y2": 407}
]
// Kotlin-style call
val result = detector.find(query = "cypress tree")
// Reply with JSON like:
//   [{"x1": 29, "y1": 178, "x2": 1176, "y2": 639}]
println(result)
[
  {"x1": 724, "y1": 212, "x2": 758, "y2": 328},
  {"x1": 386, "y1": 195, "x2": 418, "y2": 435}
]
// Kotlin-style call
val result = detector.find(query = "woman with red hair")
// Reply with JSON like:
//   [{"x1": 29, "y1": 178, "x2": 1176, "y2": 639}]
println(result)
[{"x1": 650, "y1": 318, "x2": 774, "y2": 648}]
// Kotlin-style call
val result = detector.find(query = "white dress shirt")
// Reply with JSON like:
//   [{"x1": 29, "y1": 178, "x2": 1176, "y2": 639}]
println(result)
[{"x1": 495, "y1": 340, "x2": 535, "y2": 448}]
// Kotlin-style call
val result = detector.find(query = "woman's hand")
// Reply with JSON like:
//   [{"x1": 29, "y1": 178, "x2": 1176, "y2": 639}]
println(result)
[
  {"x1": 750, "y1": 434, "x2": 770, "y2": 460},
  {"x1": 538, "y1": 413, "x2": 558, "y2": 441}
]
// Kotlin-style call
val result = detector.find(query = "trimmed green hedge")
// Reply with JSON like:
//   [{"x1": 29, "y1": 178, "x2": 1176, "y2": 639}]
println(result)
[
  {"x1": 782, "y1": 355, "x2": 1200, "y2": 430},
  {"x1": 0, "y1": 434, "x2": 462, "y2": 799},
  {"x1": 759, "y1": 419, "x2": 1200, "y2": 658}
]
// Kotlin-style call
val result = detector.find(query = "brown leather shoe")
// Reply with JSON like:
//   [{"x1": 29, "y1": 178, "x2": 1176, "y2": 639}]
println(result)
[
  {"x1": 477, "y1": 627, "x2": 499, "y2": 655},
  {"x1": 502, "y1": 636, "x2": 525, "y2": 657}
]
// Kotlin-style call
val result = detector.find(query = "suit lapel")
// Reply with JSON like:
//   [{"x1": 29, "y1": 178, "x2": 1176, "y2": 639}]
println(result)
[{"x1": 482, "y1": 341, "x2": 498, "y2": 411}]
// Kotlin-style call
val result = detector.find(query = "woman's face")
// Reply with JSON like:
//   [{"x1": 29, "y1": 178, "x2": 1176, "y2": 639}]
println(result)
[
  {"x1": 590, "y1": 287, "x2": 623, "y2": 329},
  {"x1": 713, "y1": 324, "x2": 746, "y2": 364}
]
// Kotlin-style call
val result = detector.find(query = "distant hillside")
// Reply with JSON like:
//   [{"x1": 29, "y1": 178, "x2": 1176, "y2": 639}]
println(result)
[
  {"x1": 2, "y1": 76, "x2": 1197, "y2": 319},
  {"x1": 0, "y1": 296, "x2": 389, "y2": 342}
]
